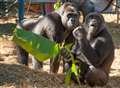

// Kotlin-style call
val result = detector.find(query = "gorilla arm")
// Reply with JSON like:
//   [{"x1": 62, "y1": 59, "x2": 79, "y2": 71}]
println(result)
[{"x1": 17, "y1": 16, "x2": 43, "y2": 30}]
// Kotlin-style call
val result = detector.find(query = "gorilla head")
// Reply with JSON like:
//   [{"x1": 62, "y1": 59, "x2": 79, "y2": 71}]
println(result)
[
  {"x1": 84, "y1": 12, "x2": 105, "y2": 41},
  {"x1": 58, "y1": 2, "x2": 80, "y2": 31}
]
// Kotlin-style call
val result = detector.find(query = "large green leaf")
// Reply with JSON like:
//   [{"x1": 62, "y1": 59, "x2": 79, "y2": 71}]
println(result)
[{"x1": 13, "y1": 28, "x2": 60, "y2": 61}]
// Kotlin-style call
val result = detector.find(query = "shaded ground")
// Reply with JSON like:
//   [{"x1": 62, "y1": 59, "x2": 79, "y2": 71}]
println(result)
[{"x1": 0, "y1": 14, "x2": 120, "y2": 88}]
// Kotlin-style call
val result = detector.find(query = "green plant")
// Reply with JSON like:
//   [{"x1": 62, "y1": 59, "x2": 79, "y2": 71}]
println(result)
[
  {"x1": 13, "y1": 28, "x2": 60, "y2": 61},
  {"x1": 64, "y1": 45, "x2": 81, "y2": 87}
]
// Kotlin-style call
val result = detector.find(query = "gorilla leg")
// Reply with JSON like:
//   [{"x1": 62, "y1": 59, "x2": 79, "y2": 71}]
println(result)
[
  {"x1": 32, "y1": 57, "x2": 43, "y2": 70},
  {"x1": 85, "y1": 67, "x2": 108, "y2": 87},
  {"x1": 16, "y1": 45, "x2": 28, "y2": 65},
  {"x1": 79, "y1": 62, "x2": 89, "y2": 84}
]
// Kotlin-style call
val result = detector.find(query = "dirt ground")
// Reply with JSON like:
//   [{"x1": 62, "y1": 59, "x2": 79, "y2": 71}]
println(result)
[{"x1": 0, "y1": 14, "x2": 120, "y2": 88}]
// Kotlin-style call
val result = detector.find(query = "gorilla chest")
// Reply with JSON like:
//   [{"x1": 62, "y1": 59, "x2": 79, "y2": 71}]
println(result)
[{"x1": 90, "y1": 39, "x2": 96, "y2": 48}]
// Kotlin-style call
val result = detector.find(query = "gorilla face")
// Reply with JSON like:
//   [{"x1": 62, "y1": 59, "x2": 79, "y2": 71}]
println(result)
[
  {"x1": 67, "y1": 12, "x2": 79, "y2": 28},
  {"x1": 60, "y1": 3, "x2": 80, "y2": 31},
  {"x1": 62, "y1": 12, "x2": 79, "y2": 30},
  {"x1": 87, "y1": 18, "x2": 98, "y2": 40},
  {"x1": 84, "y1": 13, "x2": 104, "y2": 40}
]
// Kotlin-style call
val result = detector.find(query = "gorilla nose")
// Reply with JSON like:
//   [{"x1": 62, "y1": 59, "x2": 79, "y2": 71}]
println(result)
[
  {"x1": 72, "y1": 19, "x2": 75, "y2": 24},
  {"x1": 91, "y1": 24, "x2": 95, "y2": 26},
  {"x1": 90, "y1": 21, "x2": 96, "y2": 26},
  {"x1": 70, "y1": 18, "x2": 75, "y2": 24}
]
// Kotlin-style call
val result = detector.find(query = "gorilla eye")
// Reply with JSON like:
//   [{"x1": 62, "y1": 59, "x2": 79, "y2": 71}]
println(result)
[
  {"x1": 67, "y1": 14, "x2": 72, "y2": 18},
  {"x1": 67, "y1": 14, "x2": 76, "y2": 18}
]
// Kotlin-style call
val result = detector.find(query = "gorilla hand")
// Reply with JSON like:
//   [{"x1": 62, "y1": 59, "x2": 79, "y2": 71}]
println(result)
[{"x1": 72, "y1": 26, "x2": 87, "y2": 40}]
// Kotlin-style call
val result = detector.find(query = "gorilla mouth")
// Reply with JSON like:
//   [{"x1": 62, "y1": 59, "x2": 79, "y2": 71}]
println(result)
[
  {"x1": 89, "y1": 22, "x2": 97, "y2": 27},
  {"x1": 90, "y1": 24, "x2": 95, "y2": 26}
]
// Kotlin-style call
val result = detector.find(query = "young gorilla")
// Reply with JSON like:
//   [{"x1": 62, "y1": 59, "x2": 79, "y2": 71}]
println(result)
[
  {"x1": 61, "y1": 12, "x2": 114, "y2": 86},
  {"x1": 17, "y1": 2, "x2": 80, "y2": 72}
]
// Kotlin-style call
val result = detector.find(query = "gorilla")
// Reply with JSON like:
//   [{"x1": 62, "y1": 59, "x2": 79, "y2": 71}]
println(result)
[
  {"x1": 17, "y1": 2, "x2": 80, "y2": 72},
  {"x1": 61, "y1": 12, "x2": 115, "y2": 86}
]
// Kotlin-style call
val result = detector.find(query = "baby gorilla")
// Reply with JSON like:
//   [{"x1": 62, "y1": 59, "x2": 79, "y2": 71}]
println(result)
[
  {"x1": 17, "y1": 2, "x2": 80, "y2": 72},
  {"x1": 62, "y1": 12, "x2": 115, "y2": 86}
]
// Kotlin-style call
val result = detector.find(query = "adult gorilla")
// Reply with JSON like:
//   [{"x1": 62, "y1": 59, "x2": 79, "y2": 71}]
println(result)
[
  {"x1": 17, "y1": 2, "x2": 80, "y2": 73},
  {"x1": 61, "y1": 12, "x2": 115, "y2": 86}
]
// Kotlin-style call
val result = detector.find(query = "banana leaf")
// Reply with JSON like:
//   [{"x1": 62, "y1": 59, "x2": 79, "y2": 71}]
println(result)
[{"x1": 13, "y1": 28, "x2": 60, "y2": 61}]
